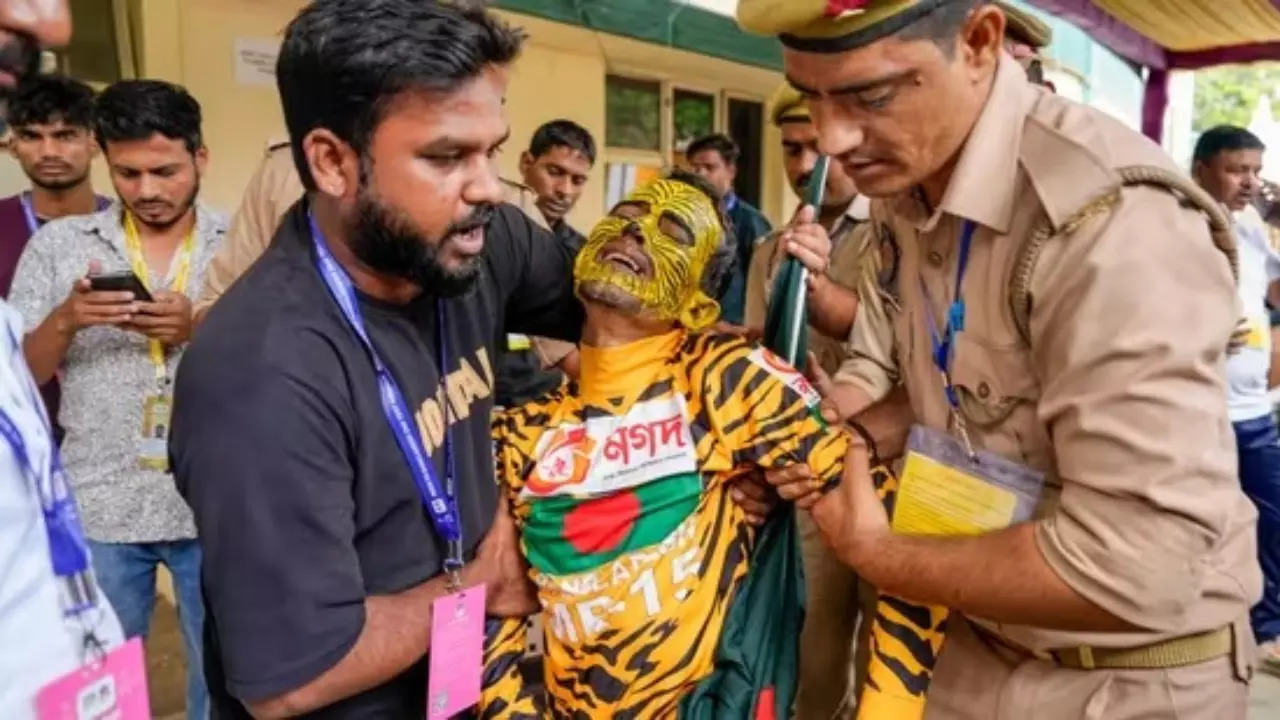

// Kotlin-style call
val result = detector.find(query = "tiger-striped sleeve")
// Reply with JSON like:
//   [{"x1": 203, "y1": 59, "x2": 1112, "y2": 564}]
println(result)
[
  {"x1": 491, "y1": 401, "x2": 554, "y2": 525},
  {"x1": 491, "y1": 408, "x2": 525, "y2": 502},
  {"x1": 479, "y1": 616, "x2": 545, "y2": 719},
  {"x1": 689, "y1": 335, "x2": 848, "y2": 489}
]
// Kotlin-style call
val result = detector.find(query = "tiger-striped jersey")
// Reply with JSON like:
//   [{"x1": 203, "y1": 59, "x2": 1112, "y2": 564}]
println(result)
[{"x1": 483, "y1": 329, "x2": 847, "y2": 718}]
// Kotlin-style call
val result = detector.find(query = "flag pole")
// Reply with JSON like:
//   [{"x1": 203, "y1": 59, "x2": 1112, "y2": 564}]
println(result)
[{"x1": 782, "y1": 155, "x2": 829, "y2": 364}]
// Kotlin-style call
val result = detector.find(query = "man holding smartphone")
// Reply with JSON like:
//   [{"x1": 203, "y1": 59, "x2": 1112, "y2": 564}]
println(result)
[{"x1": 9, "y1": 78, "x2": 225, "y2": 720}]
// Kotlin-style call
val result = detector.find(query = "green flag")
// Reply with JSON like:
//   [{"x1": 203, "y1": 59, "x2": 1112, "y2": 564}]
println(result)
[
  {"x1": 680, "y1": 158, "x2": 833, "y2": 720},
  {"x1": 764, "y1": 155, "x2": 829, "y2": 366}
]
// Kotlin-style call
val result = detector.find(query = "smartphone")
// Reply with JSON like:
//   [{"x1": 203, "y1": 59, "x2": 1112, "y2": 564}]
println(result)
[{"x1": 88, "y1": 271, "x2": 153, "y2": 303}]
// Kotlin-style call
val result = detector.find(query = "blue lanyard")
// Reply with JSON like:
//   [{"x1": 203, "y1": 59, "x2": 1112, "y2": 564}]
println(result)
[
  {"x1": 307, "y1": 213, "x2": 464, "y2": 574},
  {"x1": 19, "y1": 191, "x2": 40, "y2": 235},
  {"x1": 18, "y1": 193, "x2": 112, "y2": 236},
  {"x1": 920, "y1": 220, "x2": 977, "y2": 409},
  {"x1": 0, "y1": 328, "x2": 95, "y2": 615}
]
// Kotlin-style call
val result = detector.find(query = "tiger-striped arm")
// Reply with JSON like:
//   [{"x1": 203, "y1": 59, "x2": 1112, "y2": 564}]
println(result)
[{"x1": 478, "y1": 616, "x2": 545, "y2": 719}]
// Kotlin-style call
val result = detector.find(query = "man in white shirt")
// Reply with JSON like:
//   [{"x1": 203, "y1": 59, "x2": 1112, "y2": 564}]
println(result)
[
  {"x1": 0, "y1": 3, "x2": 127, "y2": 718},
  {"x1": 1193, "y1": 124, "x2": 1280, "y2": 674}
]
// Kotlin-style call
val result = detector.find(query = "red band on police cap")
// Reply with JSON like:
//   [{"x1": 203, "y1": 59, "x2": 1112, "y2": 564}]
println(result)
[{"x1": 825, "y1": 0, "x2": 872, "y2": 16}]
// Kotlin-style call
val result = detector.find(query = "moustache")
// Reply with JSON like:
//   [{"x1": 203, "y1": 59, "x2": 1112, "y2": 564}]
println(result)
[
  {"x1": 134, "y1": 199, "x2": 172, "y2": 211},
  {"x1": 443, "y1": 204, "x2": 495, "y2": 238}
]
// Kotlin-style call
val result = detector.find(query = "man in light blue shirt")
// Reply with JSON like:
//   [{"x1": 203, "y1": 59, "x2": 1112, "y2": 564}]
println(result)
[
  {"x1": 0, "y1": 3, "x2": 127, "y2": 718},
  {"x1": 1194, "y1": 125, "x2": 1280, "y2": 673}
]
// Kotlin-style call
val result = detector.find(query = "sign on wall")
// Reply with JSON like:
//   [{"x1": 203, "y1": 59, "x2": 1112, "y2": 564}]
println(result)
[{"x1": 234, "y1": 37, "x2": 280, "y2": 87}]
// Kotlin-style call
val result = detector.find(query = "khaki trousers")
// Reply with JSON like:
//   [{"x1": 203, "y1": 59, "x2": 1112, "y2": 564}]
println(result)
[
  {"x1": 795, "y1": 514, "x2": 876, "y2": 720},
  {"x1": 923, "y1": 617, "x2": 1252, "y2": 720}
]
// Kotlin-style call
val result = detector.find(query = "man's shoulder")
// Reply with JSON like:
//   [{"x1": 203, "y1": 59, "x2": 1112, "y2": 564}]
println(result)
[
  {"x1": 500, "y1": 178, "x2": 548, "y2": 230},
  {"x1": 196, "y1": 203, "x2": 230, "y2": 235},
  {"x1": 493, "y1": 388, "x2": 574, "y2": 459},
  {"x1": 680, "y1": 333, "x2": 823, "y2": 412},
  {"x1": 679, "y1": 332, "x2": 762, "y2": 381},
  {"x1": 196, "y1": 230, "x2": 326, "y2": 345},
  {"x1": 28, "y1": 208, "x2": 110, "y2": 249},
  {"x1": 731, "y1": 199, "x2": 769, "y2": 227},
  {"x1": 1019, "y1": 94, "x2": 1185, "y2": 228}
]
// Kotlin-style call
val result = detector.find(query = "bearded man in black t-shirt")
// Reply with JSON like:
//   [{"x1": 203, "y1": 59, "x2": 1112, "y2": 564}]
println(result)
[{"x1": 171, "y1": 2, "x2": 578, "y2": 717}]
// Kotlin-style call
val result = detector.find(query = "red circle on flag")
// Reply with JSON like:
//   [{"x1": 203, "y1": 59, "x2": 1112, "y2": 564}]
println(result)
[{"x1": 563, "y1": 492, "x2": 642, "y2": 554}]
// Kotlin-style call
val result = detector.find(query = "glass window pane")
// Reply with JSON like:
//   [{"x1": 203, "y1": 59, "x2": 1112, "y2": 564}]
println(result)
[
  {"x1": 604, "y1": 162, "x2": 663, "y2": 208},
  {"x1": 673, "y1": 89, "x2": 715, "y2": 155},
  {"x1": 606, "y1": 76, "x2": 661, "y2": 151}
]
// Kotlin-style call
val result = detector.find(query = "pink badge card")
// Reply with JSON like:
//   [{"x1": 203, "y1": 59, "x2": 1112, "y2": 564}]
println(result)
[
  {"x1": 36, "y1": 636, "x2": 150, "y2": 720},
  {"x1": 426, "y1": 586, "x2": 486, "y2": 719}
]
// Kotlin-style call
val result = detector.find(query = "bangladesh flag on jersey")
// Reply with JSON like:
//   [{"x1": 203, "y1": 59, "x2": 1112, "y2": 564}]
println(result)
[
  {"x1": 519, "y1": 395, "x2": 704, "y2": 577},
  {"x1": 522, "y1": 472, "x2": 702, "y2": 576}
]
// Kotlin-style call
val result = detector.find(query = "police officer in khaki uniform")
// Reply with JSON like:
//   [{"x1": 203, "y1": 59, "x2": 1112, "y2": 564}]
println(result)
[
  {"x1": 746, "y1": 1, "x2": 1261, "y2": 718},
  {"x1": 194, "y1": 137, "x2": 548, "y2": 319},
  {"x1": 821, "y1": 1, "x2": 1052, "y2": 421}
]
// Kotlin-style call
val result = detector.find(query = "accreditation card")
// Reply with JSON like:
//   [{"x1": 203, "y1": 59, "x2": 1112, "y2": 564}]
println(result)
[
  {"x1": 892, "y1": 425, "x2": 1045, "y2": 536},
  {"x1": 137, "y1": 393, "x2": 172, "y2": 471}
]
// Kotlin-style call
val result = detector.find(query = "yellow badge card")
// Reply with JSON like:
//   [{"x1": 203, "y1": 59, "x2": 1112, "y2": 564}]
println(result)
[
  {"x1": 895, "y1": 453, "x2": 1018, "y2": 535},
  {"x1": 138, "y1": 393, "x2": 172, "y2": 471},
  {"x1": 892, "y1": 425, "x2": 1044, "y2": 537}
]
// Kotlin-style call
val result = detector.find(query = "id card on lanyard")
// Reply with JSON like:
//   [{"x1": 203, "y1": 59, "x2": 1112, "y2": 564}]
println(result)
[
  {"x1": 123, "y1": 213, "x2": 194, "y2": 472},
  {"x1": 0, "y1": 329, "x2": 150, "y2": 719},
  {"x1": 893, "y1": 221, "x2": 1044, "y2": 536},
  {"x1": 308, "y1": 213, "x2": 484, "y2": 717}
]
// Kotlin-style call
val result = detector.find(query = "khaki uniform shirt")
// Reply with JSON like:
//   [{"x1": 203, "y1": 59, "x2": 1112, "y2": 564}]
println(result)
[
  {"x1": 195, "y1": 139, "x2": 300, "y2": 315},
  {"x1": 856, "y1": 57, "x2": 1259, "y2": 651},
  {"x1": 195, "y1": 138, "x2": 550, "y2": 314},
  {"x1": 744, "y1": 198, "x2": 886, "y2": 379}
]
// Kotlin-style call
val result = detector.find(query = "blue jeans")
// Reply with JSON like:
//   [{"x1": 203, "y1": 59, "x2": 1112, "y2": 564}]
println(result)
[
  {"x1": 1234, "y1": 415, "x2": 1280, "y2": 644},
  {"x1": 89, "y1": 539, "x2": 208, "y2": 720}
]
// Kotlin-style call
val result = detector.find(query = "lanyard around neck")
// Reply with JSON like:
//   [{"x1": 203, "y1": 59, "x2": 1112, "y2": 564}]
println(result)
[
  {"x1": 0, "y1": 326, "x2": 95, "y2": 615},
  {"x1": 307, "y1": 212, "x2": 464, "y2": 578},
  {"x1": 123, "y1": 212, "x2": 195, "y2": 384},
  {"x1": 919, "y1": 220, "x2": 977, "y2": 409}
]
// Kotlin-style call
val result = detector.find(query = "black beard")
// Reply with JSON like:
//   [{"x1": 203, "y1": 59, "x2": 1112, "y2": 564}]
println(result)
[
  {"x1": 127, "y1": 180, "x2": 200, "y2": 232},
  {"x1": 350, "y1": 186, "x2": 493, "y2": 298}
]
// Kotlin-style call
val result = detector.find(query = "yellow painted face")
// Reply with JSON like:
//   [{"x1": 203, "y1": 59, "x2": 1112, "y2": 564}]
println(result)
[{"x1": 574, "y1": 179, "x2": 724, "y2": 330}]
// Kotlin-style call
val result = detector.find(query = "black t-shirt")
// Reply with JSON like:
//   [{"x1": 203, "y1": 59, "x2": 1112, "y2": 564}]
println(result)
[
  {"x1": 493, "y1": 218, "x2": 585, "y2": 408},
  {"x1": 171, "y1": 201, "x2": 583, "y2": 718}
]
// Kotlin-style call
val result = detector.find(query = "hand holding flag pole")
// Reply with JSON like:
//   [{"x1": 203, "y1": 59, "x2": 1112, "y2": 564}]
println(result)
[{"x1": 764, "y1": 155, "x2": 829, "y2": 365}]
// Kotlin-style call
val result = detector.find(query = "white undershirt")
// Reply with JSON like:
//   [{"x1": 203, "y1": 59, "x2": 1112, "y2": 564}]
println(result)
[{"x1": 0, "y1": 301, "x2": 123, "y2": 719}]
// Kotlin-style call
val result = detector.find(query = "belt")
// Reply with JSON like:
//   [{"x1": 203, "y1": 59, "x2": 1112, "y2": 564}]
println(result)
[{"x1": 974, "y1": 624, "x2": 1233, "y2": 670}]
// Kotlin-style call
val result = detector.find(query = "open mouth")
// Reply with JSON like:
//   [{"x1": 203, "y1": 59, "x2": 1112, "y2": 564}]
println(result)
[
  {"x1": 448, "y1": 225, "x2": 485, "y2": 256},
  {"x1": 597, "y1": 242, "x2": 652, "y2": 279}
]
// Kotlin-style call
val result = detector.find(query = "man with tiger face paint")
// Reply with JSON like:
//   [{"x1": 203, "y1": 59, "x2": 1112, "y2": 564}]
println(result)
[
  {"x1": 480, "y1": 170, "x2": 849, "y2": 718},
  {"x1": 573, "y1": 174, "x2": 726, "y2": 332}
]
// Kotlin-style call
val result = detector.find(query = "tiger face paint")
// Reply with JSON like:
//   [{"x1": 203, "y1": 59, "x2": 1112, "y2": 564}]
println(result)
[{"x1": 574, "y1": 179, "x2": 723, "y2": 330}]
